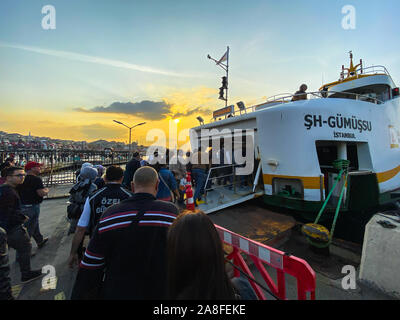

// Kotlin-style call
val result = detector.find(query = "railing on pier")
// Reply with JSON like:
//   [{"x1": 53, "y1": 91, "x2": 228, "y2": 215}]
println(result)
[{"x1": 0, "y1": 149, "x2": 131, "y2": 186}]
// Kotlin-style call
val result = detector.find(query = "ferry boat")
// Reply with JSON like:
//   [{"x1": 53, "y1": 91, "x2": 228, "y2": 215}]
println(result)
[{"x1": 190, "y1": 52, "x2": 400, "y2": 222}]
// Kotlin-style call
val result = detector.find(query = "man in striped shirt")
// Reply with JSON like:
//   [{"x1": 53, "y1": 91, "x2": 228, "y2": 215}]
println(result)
[{"x1": 70, "y1": 166, "x2": 179, "y2": 300}]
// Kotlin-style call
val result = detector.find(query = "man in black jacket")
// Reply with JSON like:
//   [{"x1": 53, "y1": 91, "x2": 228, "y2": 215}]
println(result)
[
  {"x1": 71, "y1": 166, "x2": 179, "y2": 299},
  {"x1": 122, "y1": 152, "x2": 141, "y2": 189},
  {"x1": 0, "y1": 167, "x2": 43, "y2": 284},
  {"x1": 67, "y1": 165, "x2": 133, "y2": 268},
  {"x1": 0, "y1": 227, "x2": 13, "y2": 300}
]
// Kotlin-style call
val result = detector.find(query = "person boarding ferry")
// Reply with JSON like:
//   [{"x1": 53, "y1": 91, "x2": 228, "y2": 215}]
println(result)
[
  {"x1": 71, "y1": 166, "x2": 178, "y2": 299},
  {"x1": 67, "y1": 166, "x2": 133, "y2": 268}
]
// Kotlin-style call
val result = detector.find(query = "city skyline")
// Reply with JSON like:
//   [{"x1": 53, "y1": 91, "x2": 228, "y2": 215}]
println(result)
[{"x1": 1, "y1": 0, "x2": 400, "y2": 145}]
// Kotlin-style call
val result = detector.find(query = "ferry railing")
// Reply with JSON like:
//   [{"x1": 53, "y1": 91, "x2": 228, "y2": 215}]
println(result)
[
  {"x1": 207, "y1": 89, "x2": 383, "y2": 125},
  {"x1": 216, "y1": 224, "x2": 316, "y2": 300},
  {"x1": 263, "y1": 91, "x2": 384, "y2": 105},
  {"x1": 344, "y1": 65, "x2": 390, "y2": 78},
  {"x1": 264, "y1": 93, "x2": 294, "y2": 102}
]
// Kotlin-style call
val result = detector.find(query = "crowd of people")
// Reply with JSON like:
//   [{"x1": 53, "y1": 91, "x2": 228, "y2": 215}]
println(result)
[{"x1": 0, "y1": 151, "x2": 257, "y2": 300}]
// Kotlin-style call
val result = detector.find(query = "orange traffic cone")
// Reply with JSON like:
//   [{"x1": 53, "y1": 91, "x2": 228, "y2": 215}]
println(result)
[
  {"x1": 185, "y1": 184, "x2": 195, "y2": 211},
  {"x1": 186, "y1": 171, "x2": 192, "y2": 186}
]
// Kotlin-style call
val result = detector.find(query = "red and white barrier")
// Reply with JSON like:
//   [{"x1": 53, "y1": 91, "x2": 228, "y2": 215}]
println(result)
[{"x1": 215, "y1": 224, "x2": 316, "y2": 300}]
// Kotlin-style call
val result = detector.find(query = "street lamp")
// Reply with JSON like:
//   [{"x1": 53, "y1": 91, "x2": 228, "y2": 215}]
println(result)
[{"x1": 113, "y1": 120, "x2": 146, "y2": 155}]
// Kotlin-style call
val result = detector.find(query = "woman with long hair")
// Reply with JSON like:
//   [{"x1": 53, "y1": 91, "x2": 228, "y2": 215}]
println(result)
[{"x1": 167, "y1": 209, "x2": 237, "y2": 300}]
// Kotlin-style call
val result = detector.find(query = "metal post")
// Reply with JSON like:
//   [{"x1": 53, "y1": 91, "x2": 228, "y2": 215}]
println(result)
[
  {"x1": 225, "y1": 46, "x2": 229, "y2": 107},
  {"x1": 129, "y1": 127, "x2": 132, "y2": 156},
  {"x1": 233, "y1": 164, "x2": 237, "y2": 194},
  {"x1": 204, "y1": 167, "x2": 213, "y2": 204}
]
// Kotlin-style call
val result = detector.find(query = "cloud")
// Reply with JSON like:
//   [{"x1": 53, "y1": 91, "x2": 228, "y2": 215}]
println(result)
[
  {"x1": 171, "y1": 106, "x2": 213, "y2": 119},
  {"x1": 0, "y1": 42, "x2": 195, "y2": 78},
  {"x1": 79, "y1": 123, "x2": 125, "y2": 140},
  {"x1": 75, "y1": 100, "x2": 173, "y2": 121},
  {"x1": 71, "y1": 86, "x2": 220, "y2": 125}
]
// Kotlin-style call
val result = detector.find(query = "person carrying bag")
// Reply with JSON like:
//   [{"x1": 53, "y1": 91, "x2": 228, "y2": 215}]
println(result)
[{"x1": 156, "y1": 165, "x2": 178, "y2": 203}]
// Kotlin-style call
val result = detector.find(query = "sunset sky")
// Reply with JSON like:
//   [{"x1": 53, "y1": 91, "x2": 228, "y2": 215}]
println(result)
[{"x1": 1, "y1": 0, "x2": 400, "y2": 146}]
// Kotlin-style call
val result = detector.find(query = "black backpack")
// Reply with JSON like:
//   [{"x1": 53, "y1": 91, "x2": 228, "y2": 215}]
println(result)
[{"x1": 67, "y1": 184, "x2": 91, "y2": 219}]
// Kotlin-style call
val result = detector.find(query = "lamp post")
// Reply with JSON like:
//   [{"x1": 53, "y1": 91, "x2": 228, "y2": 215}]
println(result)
[{"x1": 113, "y1": 120, "x2": 146, "y2": 155}]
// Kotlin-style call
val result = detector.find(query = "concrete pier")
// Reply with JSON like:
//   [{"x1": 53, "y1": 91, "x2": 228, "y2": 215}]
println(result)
[{"x1": 359, "y1": 213, "x2": 400, "y2": 298}]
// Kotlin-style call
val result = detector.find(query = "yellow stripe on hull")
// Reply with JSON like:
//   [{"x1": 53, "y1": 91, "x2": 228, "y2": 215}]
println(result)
[
  {"x1": 263, "y1": 164, "x2": 400, "y2": 189},
  {"x1": 263, "y1": 174, "x2": 322, "y2": 189},
  {"x1": 376, "y1": 164, "x2": 400, "y2": 183}
]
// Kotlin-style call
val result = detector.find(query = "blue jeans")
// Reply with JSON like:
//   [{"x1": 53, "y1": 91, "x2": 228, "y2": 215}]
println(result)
[
  {"x1": 21, "y1": 204, "x2": 44, "y2": 245},
  {"x1": 192, "y1": 168, "x2": 207, "y2": 201},
  {"x1": 231, "y1": 276, "x2": 258, "y2": 300}
]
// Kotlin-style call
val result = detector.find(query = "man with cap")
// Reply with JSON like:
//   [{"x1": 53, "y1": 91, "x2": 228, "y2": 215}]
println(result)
[{"x1": 17, "y1": 161, "x2": 49, "y2": 249}]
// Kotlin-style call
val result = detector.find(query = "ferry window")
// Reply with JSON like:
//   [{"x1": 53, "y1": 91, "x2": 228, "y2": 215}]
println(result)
[
  {"x1": 316, "y1": 141, "x2": 359, "y2": 170},
  {"x1": 316, "y1": 145, "x2": 337, "y2": 167},
  {"x1": 328, "y1": 84, "x2": 391, "y2": 103},
  {"x1": 347, "y1": 84, "x2": 390, "y2": 102},
  {"x1": 346, "y1": 144, "x2": 359, "y2": 170}
]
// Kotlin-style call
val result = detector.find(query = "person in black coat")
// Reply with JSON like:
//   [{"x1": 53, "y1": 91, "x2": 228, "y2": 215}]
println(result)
[
  {"x1": 122, "y1": 152, "x2": 141, "y2": 189},
  {"x1": 0, "y1": 227, "x2": 13, "y2": 300}
]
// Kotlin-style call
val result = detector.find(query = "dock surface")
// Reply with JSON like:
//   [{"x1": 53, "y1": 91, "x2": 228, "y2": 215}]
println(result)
[{"x1": 7, "y1": 186, "x2": 396, "y2": 300}]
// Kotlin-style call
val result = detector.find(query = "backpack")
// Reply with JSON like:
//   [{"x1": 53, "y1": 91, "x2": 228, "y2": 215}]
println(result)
[{"x1": 67, "y1": 183, "x2": 92, "y2": 219}]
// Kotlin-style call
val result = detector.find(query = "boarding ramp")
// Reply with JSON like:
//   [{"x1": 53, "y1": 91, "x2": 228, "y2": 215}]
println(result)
[{"x1": 197, "y1": 162, "x2": 264, "y2": 214}]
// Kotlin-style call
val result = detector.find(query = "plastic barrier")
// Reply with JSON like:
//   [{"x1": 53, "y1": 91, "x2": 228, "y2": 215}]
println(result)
[
  {"x1": 185, "y1": 184, "x2": 195, "y2": 211},
  {"x1": 185, "y1": 172, "x2": 195, "y2": 210},
  {"x1": 215, "y1": 224, "x2": 316, "y2": 300}
]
